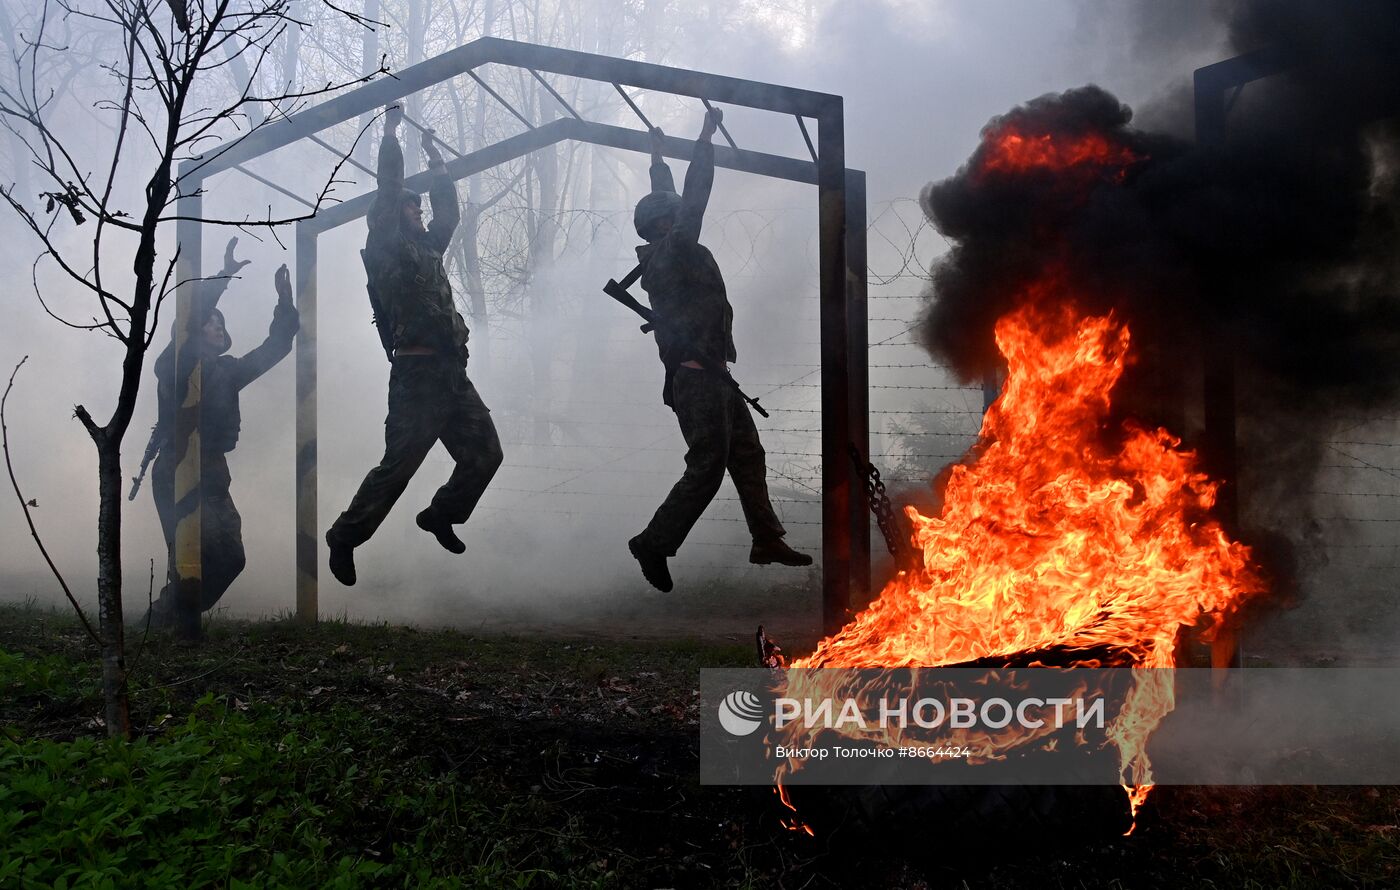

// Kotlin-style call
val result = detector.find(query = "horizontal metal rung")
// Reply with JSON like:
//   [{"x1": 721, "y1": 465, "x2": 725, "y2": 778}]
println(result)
[
  {"x1": 232, "y1": 163, "x2": 317, "y2": 209},
  {"x1": 306, "y1": 132, "x2": 375, "y2": 178},
  {"x1": 701, "y1": 98, "x2": 737, "y2": 150},
  {"x1": 613, "y1": 82, "x2": 654, "y2": 131},
  {"x1": 468, "y1": 69, "x2": 536, "y2": 130},
  {"x1": 399, "y1": 111, "x2": 467, "y2": 159},
  {"x1": 796, "y1": 115, "x2": 817, "y2": 164},
  {"x1": 528, "y1": 68, "x2": 582, "y2": 120}
]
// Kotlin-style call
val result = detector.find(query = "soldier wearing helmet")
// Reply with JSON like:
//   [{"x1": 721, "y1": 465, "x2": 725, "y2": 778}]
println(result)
[
  {"x1": 626, "y1": 109, "x2": 812, "y2": 592},
  {"x1": 141, "y1": 237, "x2": 299, "y2": 638},
  {"x1": 325, "y1": 104, "x2": 502, "y2": 586}
]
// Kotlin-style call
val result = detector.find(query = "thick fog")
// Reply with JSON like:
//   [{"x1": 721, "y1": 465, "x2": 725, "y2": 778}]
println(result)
[{"x1": 4, "y1": 1, "x2": 1391, "y2": 654}]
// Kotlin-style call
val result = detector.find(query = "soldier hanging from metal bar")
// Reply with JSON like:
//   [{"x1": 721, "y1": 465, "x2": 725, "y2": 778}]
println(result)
[
  {"x1": 623, "y1": 108, "x2": 812, "y2": 592},
  {"x1": 324, "y1": 104, "x2": 503, "y2": 586},
  {"x1": 136, "y1": 238, "x2": 299, "y2": 637}
]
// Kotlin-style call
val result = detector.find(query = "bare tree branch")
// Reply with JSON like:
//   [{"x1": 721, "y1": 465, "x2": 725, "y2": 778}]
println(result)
[
  {"x1": 1, "y1": 356, "x2": 101, "y2": 647},
  {"x1": 25, "y1": 252, "x2": 109, "y2": 333},
  {"x1": 0, "y1": 0, "x2": 393, "y2": 738}
]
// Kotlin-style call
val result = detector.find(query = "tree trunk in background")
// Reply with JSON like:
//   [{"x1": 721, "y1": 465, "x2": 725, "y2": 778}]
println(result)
[
  {"x1": 225, "y1": 50, "x2": 267, "y2": 127},
  {"x1": 455, "y1": 209, "x2": 491, "y2": 372},
  {"x1": 0, "y1": 3, "x2": 30, "y2": 201},
  {"x1": 527, "y1": 110, "x2": 559, "y2": 444},
  {"x1": 83, "y1": 149, "x2": 177, "y2": 739},
  {"x1": 566, "y1": 6, "x2": 621, "y2": 410},
  {"x1": 639, "y1": 0, "x2": 662, "y2": 58},
  {"x1": 282, "y1": 1, "x2": 301, "y2": 91},
  {"x1": 2, "y1": 122, "x2": 30, "y2": 206},
  {"x1": 93, "y1": 437, "x2": 131, "y2": 737},
  {"x1": 357, "y1": 0, "x2": 380, "y2": 165},
  {"x1": 403, "y1": 0, "x2": 427, "y2": 176},
  {"x1": 459, "y1": 0, "x2": 496, "y2": 373}
]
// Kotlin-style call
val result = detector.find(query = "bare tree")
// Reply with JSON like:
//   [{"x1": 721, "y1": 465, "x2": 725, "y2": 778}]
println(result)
[{"x1": 0, "y1": 0, "x2": 380, "y2": 738}]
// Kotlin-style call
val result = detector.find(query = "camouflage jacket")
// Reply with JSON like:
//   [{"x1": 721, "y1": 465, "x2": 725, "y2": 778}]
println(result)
[
  {"x1": 365, "y1": 132, "x2": 469, "y2": 364},
  {"x1": 638, "y1": 139, "x2": 736, "y2": 403},
  {"x1": 152, "y1": 275, "x2": 299, "y2": 455}
]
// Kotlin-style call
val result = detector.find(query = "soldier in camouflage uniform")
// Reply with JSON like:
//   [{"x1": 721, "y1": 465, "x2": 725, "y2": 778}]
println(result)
[
  {"x1": 627, "y1": 109, "x2": 812, "y2": 592},
  {"x1": 325, "y1": 105, "x2": 502, "y2": 586},
  {"x1": 143, "y1": 239, "x2": 299, "y2": 637}
]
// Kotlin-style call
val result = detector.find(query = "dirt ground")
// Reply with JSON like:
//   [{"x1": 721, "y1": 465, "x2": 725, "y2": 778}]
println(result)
[{"x1": 3, "y1": 603, "x2": 1399, "y2": 888}]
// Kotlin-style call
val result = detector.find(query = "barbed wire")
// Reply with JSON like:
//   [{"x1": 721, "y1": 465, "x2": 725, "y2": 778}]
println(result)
[
  {"x1": 329, "y1": 167, "x2": 1400, "y2": 571},
  {"x1": 1311, "y1": 490, "x2": 1400, "y2": 498},
  {"x1": 1322, "y1": 464, "x2": 1400, "y2": 473},
  {"x1": 766, "y1": 407, "x2": 980, "y2": 415}
]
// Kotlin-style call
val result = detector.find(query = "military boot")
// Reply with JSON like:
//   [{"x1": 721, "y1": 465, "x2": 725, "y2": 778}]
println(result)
[
  {"x1": 749, "y1": 538, "x2": 813, "y2": 567},
  {"x1": 416, "y1": 508, "x2": 466, "y2": 554},
  {"x1": 326, "y1": 531, "x2": 357, "y2": 586},
  {"x1": 628, "y1": 535, "x2": 673, "y2": 592}
]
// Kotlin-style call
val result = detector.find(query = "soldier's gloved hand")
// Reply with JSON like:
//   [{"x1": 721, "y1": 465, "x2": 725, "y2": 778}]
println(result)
[
  {"x1": 649, "y1": 126, "x2": 665, "y2": 159},
  {"x1": 222, "y1": 237, "x2": 252, "y2": 276},
  {"x1": 271, "y1": 265, "x2": 299, "y2": 337},
  {"x1": 274, "y1": 263, "x2": 292, "y2": 304},
  {"x1": 421, "y1": 128, "x2": 445, "y2": 168},
  {"x1": 271, "y1": 298, "x2": 300, "y2": 339},
  {"x1": 699, "y1": 107, "x2": 722, "y2": 141},
  {"x1": 385, "y1": 104, "x2": 403, "y2": 133}
]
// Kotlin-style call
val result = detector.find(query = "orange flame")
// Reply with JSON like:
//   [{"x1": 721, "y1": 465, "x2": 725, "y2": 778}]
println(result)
[
  {"x1": 783, "y1": 295, "x2": 1264, "y2": 822},
  {"x1": 976, "y1": 124, "x2": 1141, "y2": 181}
]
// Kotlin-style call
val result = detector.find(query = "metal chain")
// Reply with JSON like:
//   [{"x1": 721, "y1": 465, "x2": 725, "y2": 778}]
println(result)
[{"x1": 850, "y1": 445, "x2": 906, "y2": 559}]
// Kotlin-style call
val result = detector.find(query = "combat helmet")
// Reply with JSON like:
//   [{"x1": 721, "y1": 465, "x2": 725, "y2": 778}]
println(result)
[{"x1": 634, "y1": 190, "x2": 681, "y2": 241}]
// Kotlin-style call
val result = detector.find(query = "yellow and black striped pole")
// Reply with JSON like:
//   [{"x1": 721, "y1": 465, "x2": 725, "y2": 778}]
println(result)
[
  {"x1": 171, "y1": 201, "x2": 203, "y2": 639},
  {"x1": 294, "y1": 222, "x2": 318, "y2": 623}
]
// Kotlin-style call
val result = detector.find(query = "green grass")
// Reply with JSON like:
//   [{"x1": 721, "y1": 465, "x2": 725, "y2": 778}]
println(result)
[
  {"x1": 0, "y1": 605, "x2": 770, "y2": 889},
  {"x1": 2, "y1": 602, "x2": 1398, "y2": 889},
  {"x1": 0, "y1": 658, "x2": 616, "y2": 888}
]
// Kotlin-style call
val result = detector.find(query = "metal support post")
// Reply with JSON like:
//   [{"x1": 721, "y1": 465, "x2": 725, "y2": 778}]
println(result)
[
  {"x1": 172, "y1": 188, "x2": 203, "y2": 637},
  {"x1": 817, "y1": 100, "x2": 851, "y2": 636},
  {"x1": 295, "y1": 222, "x2": 319, "y2": 623},
  {"x1": 845, "y1": 169, "x2": 871, "y2": 612}
]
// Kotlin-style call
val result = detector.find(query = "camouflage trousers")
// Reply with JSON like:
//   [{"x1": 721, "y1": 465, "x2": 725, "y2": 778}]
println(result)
[
  {"x1": 329, "y1": 355, "x2": 502, "y2": 548},
  {"x1": 636, "y1": 366, "x2": 786, "y2": 556},
  {"x1": 149, "y1": 450, "x2": 246, "y2": 633}
]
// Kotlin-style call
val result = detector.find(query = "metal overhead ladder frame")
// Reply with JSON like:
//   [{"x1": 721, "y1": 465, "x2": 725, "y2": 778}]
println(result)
[
  {"x1": 1193, "y1": 44, "x2": 1400, "y2": 671},
  {"x1": 173, "y1": 36, "x2": 871, "y2": 635},
  {"x1": 1191, "y1": 48, "x2": 1291, "y2": 671}
]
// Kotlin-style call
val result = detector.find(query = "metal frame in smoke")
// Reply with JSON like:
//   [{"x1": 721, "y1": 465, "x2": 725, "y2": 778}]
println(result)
[{"x1": 170, "y1": 37, "x2": 871, "y2": 632}]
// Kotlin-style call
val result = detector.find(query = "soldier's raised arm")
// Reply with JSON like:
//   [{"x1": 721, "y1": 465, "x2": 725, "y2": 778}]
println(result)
[
  {"x1": 231, "y1": 264, "x2": 299, "y2": 390},
  {"x1": 156, "y1": 236, "x2": 249, "y2": 383},
  {"x1": 194, "y1": 236, "x2": 250, "y2": 320},
  {"x1": 676, "y1": 109, "x2": 720, "y2": 243},
  {"x1": 422, "y1": 128, "x2": 459, "y2": 251},
  {"x1": 367, "y1": 105, "x2": 406, "y2": 240},
  {"x1": 648, "y1": 126, "x2": 677, "y2": 194}
]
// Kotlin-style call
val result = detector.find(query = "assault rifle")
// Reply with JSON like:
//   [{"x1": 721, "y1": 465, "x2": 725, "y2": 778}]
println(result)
[
  {"x1": 128, "y1": 421, "x2": 164, "y2": 501},
  {"x1": 603, "y1": 265, "x2": 769, "y2": 419},
  {"x1": 361, "y1": 249, "x2": 396, "y2": 364}
]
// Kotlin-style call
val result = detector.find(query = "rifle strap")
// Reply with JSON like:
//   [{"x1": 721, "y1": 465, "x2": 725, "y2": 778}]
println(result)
[{"x1": 618, "y1": 261, "x2": 645, "y2": 290}]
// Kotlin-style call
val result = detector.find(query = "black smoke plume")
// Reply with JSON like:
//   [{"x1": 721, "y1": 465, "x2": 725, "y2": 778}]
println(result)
[{"x1": 916, "y1": 1, "x2": 1400, "y2": 551}]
